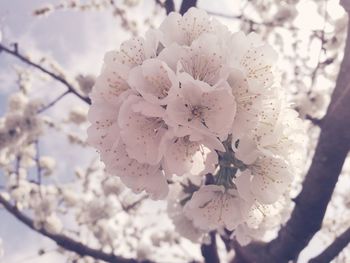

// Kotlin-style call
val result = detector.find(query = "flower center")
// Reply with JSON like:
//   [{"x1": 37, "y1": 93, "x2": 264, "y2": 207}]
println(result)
[{"x1": 215, "y1": 137, "x2": 248, "y2": 189}]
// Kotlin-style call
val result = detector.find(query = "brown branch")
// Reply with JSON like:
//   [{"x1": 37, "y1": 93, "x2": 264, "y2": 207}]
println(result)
[
  {"x1": 179, "y1": 0, "x2": 197, "y2": 15},
  {"x1": 0, "y1": 43, "x2": 91, "y2": 105},
  {"x1": 309, "y1": 227, "x2": 350, "y2": 263},
  {"x1": 0, "y1": 194, "x2": 150, "y2": 263},
  {"x1": 230, "y1": 241, "x2": 266, "y2": 263},
  {"x1": 201, "y1": 232, "x2": 220, "y2": 263}
]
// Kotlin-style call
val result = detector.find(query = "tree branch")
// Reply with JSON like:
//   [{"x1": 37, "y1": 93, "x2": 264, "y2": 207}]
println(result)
[
  {"x1": 179, "y1": 0, "x2": 197, "y2": 15},
  {"x1": 201, "y1": 232, "x2": 220, "y2": 263},
  {"x1": 230, "y1": 241, "x2": 265, "y2": 263},
  {"x1": 0, "y1": 43, "x2": 91, "y2": 105},
  {"x1": 0, "y1": 194, "x2": 149, "y2": 263},
  {"x1": 309, "y1": 227, "x2": 350, "y2": 263},
  {"x1": 37, "y1": 90, "x2": 70, "y2": 113}
]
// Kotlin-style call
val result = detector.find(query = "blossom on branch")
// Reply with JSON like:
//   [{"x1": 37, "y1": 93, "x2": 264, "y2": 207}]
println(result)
[{"x1": 87, "y1": 7, "x2": 306, "y2": 245}]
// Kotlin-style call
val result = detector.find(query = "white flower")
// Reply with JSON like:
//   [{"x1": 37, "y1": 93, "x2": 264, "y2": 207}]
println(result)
[
  {"x1": 44, "y1": 214, "x2": 63, "y2": 234},
  {"x1": 39, "y1": 156, "x2": 56, "y2": 177},
  {"x1": 87, "y1": 95, "x2": 123, "y2": 158},
  {"x1": 62, "y1": 188, "x2": 80, "y2": 206},
  {"x1": 90, "y1": 50, "x2": 130, "y2": 104},
  {"x1": 30, "y1": 193, "x2": 56, "y2": 219},
  {"x1": 102, "y1": 177, "x2": 125, "y2": 196},
  {"x1": 232, "y1": 89, "x2": 283, "y2": 164},
  {"x1": 162, "y1": 127, "x2": 223, "y2": 178},
  {"x1": 234, "y1": 98, "x2": 306, "y2": 170},
  {"x1": 258, "y1": 108, "x2": 306, "y2": 167},
  {"x1": 228, "y1": 69, "x2": 264, "y2": 142},
  {"x1": 229, "y1": 31, "x2": 278, "y2": 92},
  {"x1": 166, "y1": 74, "x2": 236, "y2": 140},
  {"x1": 128, "y1": 58, "x2": 177, "y2": 105},
  {"x1": 115, "y1": 30, "x2": 160, "y2": 67},
  {"x1": 159, "y1": 7, "x2": 225, "y2": 47},
  {"x1": 90, "y1": 30, "x2": 160, "y2": 104},
  {"x1": 118, "y1": 94, "x2": 168, "y2": 165},
  {"x1": 167, "y1": 183, "x2": 204, "y2": 242},
  {"x1": 177, "y1": 33, "x2": 230, "y2": 85},
  {"x1": 10, "y1": 179, "x2": 31, "y2": 205},
  {"x1": 236, "y1": 154, "x2": 292, "y2": 204},
  {"x1": 68, "y1": 106, "x2": 87, "y2": 125},
  {"x1": 0, "y1": 97, "x2": 42, "y2": 152},
  {"x1": 7, "y1": 92, "x2": 28, "y2": 112},
  {"x1": 233, "y1": 197, "x2": 289, "y2": 245},
  {"x1": 294, "y1": 90, "x2": 328, "y2": 118},
  {"x1": 78, "y1": 197, "x2": 119, "y2": 224},
  {"x1": 184, "y1": 185, "x2": 245, "y2": 231},
  {"x1": 104, "y1": 141, "x2": 168, "y2": 199}
]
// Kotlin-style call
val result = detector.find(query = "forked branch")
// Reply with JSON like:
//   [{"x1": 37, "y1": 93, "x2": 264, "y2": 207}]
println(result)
[{"x1": 0, "y1": 194, "x2": 150, "y2": 263}]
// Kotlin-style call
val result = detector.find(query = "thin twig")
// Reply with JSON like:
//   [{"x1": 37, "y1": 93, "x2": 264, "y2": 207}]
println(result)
[
  {"x1": 122, "y1": 195, "x2": 147, "y2": 212},
  {"x1": 37, "y1": 90, "x2": 70, "y2": 113},
  {"x1": 0, "y1": 43, "x2": 91, "y2": 105},
  {"x1": 310, "y1": 0, "x2": 329, "y2": 92},
  {"x1": 309, "y1": 227, "x2": 350, "y2": 263},
  {"x1": 15, "y1": 155, "x2": 21, "y2": 186},
  {"x1": 34, "y1": 140, "x2": 43, "y2": 198},
  {"x1": 12, "y1": 248, "x2": 59, "y2": 263}
]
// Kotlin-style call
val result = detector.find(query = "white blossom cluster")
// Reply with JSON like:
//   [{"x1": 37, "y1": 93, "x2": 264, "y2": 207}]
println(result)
[
  {"x1": 0, "y1": 92, "x2": 42, "y2": 153},
  {"x1": 87, "y1": 8, "x2": 306, "y2": 244}
]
